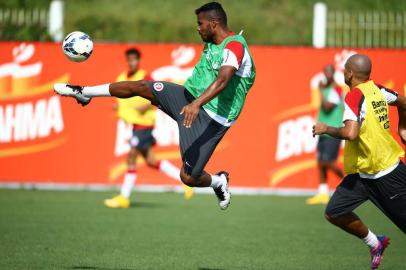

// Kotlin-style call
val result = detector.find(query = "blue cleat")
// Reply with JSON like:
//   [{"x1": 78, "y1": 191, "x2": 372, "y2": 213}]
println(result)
[{"x1": 370, "y1": 235, "x2": 390, "y2": 269}]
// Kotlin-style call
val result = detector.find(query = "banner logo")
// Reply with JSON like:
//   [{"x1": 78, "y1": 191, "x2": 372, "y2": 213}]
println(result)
[{"x1": 0, "y1": 43, "x2": 69, "y2": 157}]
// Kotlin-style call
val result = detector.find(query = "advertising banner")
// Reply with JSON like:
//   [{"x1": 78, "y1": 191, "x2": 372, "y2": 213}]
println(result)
[{"x1": 1, "y1": 42, "x2": 405, "y2": 190}]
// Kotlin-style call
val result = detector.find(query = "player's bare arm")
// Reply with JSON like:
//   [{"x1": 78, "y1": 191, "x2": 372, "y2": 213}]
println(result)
[
  {"x1": 180, "y1": 65, "x2": 236, "y2": 128},
  {"x1": 313, "y1": 120, "x2": 360, "y2": 140},
  {"x1": 391, "y1": 94, "x2": 406, "y2": 143}
]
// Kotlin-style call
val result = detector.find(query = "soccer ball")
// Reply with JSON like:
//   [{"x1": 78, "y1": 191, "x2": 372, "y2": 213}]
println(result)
[{"x1": 62, "y1": 31, "x2": 93, "y2": 62}]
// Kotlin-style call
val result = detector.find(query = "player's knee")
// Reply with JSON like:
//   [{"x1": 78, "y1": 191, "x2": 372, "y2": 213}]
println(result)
[
  {"x1": 325, "y1": 161, "x2": 336, "y2": 168},
  {"x1": 319, "y1": 161, "x2": 329, "y2": 167},
  {"x1": 146, "y1": 160, "x2": 158, "y2": 168},
  {"x1": 324, "y1": 211, "x2": 339, "y2": 224},
  {"x1": 127, "y1": 156, "x2": 136, "y2": 165},
  {"x1": 179, "y1": 170, "x2": 195, "y2": 187},
  {"x1": 324, "y1": 212, "x2": 333, "y2": 222},
  {"x1": 127, "y1": 149, "x2": 136, "y2": 163}
]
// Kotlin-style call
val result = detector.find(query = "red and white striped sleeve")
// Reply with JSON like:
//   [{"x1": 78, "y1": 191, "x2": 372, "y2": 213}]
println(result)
[
  {"x1": 221, "y1": 41, "x2": 244, "y2": 70},
  {"x1": 343, "y1": 88, "x2": 364, "y2": 122}
]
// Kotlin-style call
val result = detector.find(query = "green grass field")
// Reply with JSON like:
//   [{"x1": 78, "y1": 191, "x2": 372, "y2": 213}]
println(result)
[{"x1": 0, "y1": 189, "x2": 405, "y2": 270}]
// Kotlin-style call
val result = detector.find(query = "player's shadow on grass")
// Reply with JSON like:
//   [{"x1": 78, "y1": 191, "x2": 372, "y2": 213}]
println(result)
[
  {"x1": 128, "y1": 201, "x2": 163, "y2": 209},
  {"x1": 68, "y1": 267, "x2": 224, "y2": 270},
  {"x1": 68, "y1": 266, "x2": 137, "y2": 270},
  {"x1": 198, "y1": 268, "x2": 225, "y2": 270}
]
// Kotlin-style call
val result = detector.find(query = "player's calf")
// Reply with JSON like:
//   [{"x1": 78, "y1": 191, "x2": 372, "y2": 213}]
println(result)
[{"x1": 110, "y1": 80, "x2": 156, "y2": 103}]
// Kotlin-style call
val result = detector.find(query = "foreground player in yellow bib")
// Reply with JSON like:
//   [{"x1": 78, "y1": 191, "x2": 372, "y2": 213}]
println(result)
[{"x1": 313, "y1": 54, "x2": 406, "y2": 270}]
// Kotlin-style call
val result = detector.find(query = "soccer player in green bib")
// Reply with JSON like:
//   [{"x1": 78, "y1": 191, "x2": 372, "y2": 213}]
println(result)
[
  {"x1": 54, "y1": 2, "x2": 256, "y2": 210},
  {"x1": 307, "y1": 64, "x2": 344, "y2": 205}
]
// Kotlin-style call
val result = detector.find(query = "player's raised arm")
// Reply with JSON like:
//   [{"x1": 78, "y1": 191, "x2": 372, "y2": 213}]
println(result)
[{"x1": 180, "y1": 65, "x2": 236, "y2": 128}]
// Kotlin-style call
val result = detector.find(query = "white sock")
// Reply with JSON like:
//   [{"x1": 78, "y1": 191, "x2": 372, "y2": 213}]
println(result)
[
  {"x1": 82, "y1": 84, "x2": 111, "y2": 97},
  {"x1": 210, "y1": 174, "x2": 225, "y2": 188},
  {"x1": 318, "y1": 183, "x2": 329, "y2": 194},
  {"x1": 158, "y1": 160, "x2": 181, "y2": 181},
  {"x1": 363, "y1": 230, "x2": 379, "y2": 249},
  {"x1": 120, "y1": 169, "x2": 137, "y2": 198}
]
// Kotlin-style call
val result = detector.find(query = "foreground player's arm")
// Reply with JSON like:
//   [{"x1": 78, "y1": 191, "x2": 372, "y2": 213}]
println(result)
[
  {"x1": 180, "y1": 41, "x2": 244, "y2": 128},
  {"x1": 313, "y1": 121, "x2": 360, "y2": 140},
  {"x1": 392, "y1": 94, "x2": 406, "y2": 143},
  {"x1": 180, "y1": 65, "x2": 236, "y2": 128},
  {"x1": 313, "y1": 87, "x2": 361, "y2": 140}
]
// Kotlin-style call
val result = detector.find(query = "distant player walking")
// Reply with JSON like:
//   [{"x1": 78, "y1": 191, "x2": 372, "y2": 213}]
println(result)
[
  {"x1": 307, "y1": 64, "x2": 344, "y2": 205},
  {"x1": 54, "y1": 2, "x2": 256, "y2": 210},
  {"x1": 313, "y1": 54, "x2": 406, "y2": 269},
  {"x1": 104, "y1": 48, "x2": 193, "y2": 209}
]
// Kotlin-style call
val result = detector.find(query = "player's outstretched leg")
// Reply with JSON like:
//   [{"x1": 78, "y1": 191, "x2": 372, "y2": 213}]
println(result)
[
  {"x1": 325, "y1": 212, "x2": 390, "y2": 269},
  {"x1": 180, "y1": 168, "x2": 230, "y2": 210},
  {"x1": 54, "y1": 80, "x2": 157, "y2": 105}
]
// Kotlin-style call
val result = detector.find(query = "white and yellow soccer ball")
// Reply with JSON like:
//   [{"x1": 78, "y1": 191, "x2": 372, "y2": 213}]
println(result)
[{"x1": 62, "y1": 31, "x2": 93, "y2": 62}]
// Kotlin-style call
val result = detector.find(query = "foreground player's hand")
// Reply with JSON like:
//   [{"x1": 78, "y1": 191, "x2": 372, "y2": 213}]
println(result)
[
  {"x1": 313, "y1": 122, "x2": 327, "y2": 137},
  {"x1": 180, "y1": 102, "x2": 200, "y2": 128}
]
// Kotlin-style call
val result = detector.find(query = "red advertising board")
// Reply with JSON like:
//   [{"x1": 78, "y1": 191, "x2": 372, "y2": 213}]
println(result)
[{"x1": 1, "y1": 42, "x2": 405, "y2": 190}]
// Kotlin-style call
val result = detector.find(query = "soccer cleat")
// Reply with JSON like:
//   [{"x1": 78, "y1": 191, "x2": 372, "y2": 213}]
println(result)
[
  {"x1": 183, "y1": 184, "x2": 194, "y2": 200},
  {"x1": 370, "y1": 235, "x2": 390, "y2": 269},
  {"x1": 306, "y1": 193, "x2": 330, "y2": 205},
  {"x1": 104, "y1": 195, "x2": 130, "y2": 209},
  {"x1": 54, "y1": 83, "x2": 91, "y2": 106},
  {"x1": 213, "y1": 171, "x2": 231, "y2": 210}
]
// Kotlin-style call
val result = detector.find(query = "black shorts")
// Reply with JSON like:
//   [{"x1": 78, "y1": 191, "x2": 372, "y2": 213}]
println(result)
[
  {"x1": 317, "y1": 136, "x2": 341, "y2": 162},
  {"x1": 130, "y1": 128, "x2": 156, "y2": 152},
  {"x1": 148, "y1": 81, "x2": 229, "y2": 177},
  {"x1": 325, "y1": 162, "x2": 406, "y2": 233}
]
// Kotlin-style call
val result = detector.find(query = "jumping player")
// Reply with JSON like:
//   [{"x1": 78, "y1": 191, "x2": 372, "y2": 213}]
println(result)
[
  {"x1": 105, "y1": 48, "x2": 193, "y2": 209},
  {"x1": 313, "y1": 54, "x2": 406, "y2": 269},
  {"x1": 54, "y1": 2, "x2": 256, "y2": 210}
]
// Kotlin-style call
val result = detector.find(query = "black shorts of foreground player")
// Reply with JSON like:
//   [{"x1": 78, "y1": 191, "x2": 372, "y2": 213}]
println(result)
[{"x1": 54, "y1": 2, "x2": 256, "y2": 210}]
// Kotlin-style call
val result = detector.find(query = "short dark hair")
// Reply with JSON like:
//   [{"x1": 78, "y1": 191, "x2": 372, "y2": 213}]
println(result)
[
  {"x1": 195, "y1": 2, "x2": 227, "y2": 26},
  {"x1": 125, "y1": 48, "x2": 141, "y2": 58}
]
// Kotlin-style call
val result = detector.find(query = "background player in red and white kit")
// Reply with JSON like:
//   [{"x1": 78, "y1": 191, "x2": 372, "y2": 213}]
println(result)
[{"x1": 105, "y1": 48, "x2": 193, "y2": 208}]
